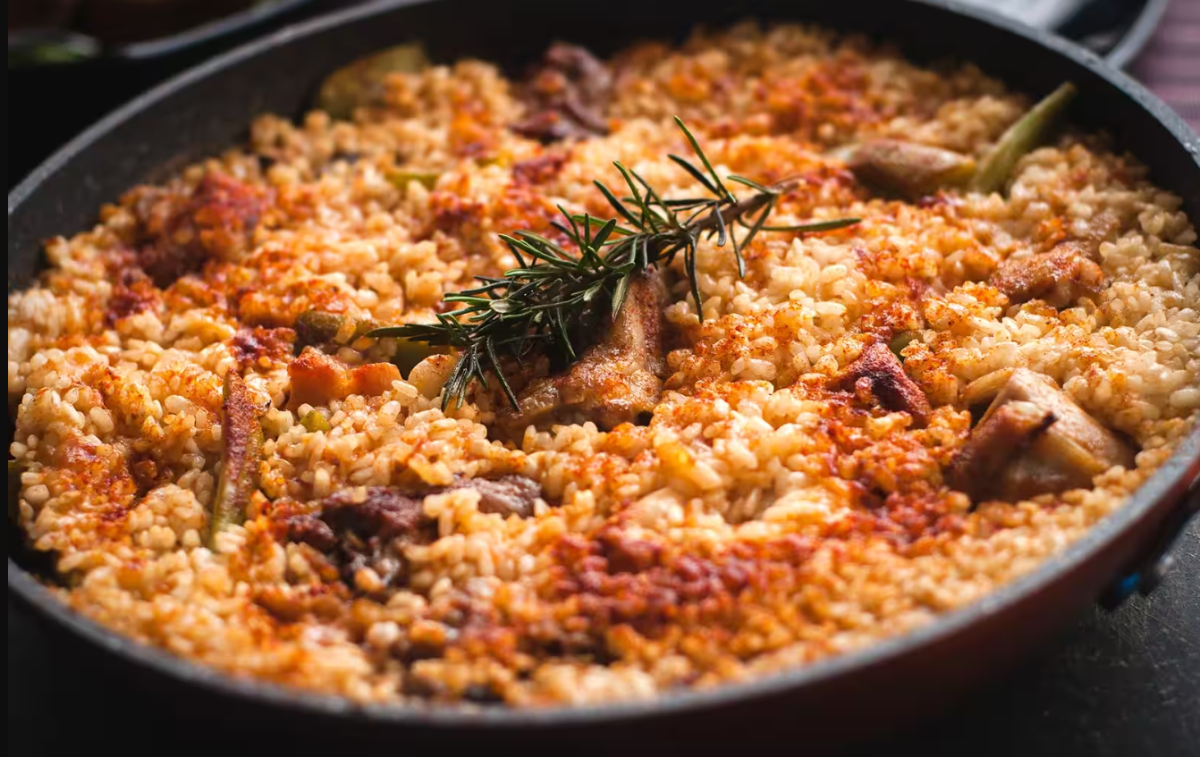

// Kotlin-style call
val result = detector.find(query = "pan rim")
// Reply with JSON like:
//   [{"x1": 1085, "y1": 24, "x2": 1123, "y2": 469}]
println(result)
[{"x1": 8, "y1": 0, "x2": 1200, "y2": 729}]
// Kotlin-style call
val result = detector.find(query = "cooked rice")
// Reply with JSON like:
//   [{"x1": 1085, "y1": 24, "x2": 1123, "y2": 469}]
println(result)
[{"x1": 8, "y1": 22, "x2": 1199, "y2": 707}]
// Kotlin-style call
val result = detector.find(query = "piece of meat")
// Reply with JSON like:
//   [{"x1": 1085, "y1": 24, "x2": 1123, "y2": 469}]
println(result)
[
  {"x1": 497, "y1": 270, "x2": 667, "y2": 437},
  {"x1": 597, "y1": 525, "x2": 662, "y2": 574},
  {"x1": 512, "y1": 151, "x2": 569, "y2": 186},
  {"x1": 284, "y1": 475, "x2": 546, "y2": 595},
  {"x1": 322, "y1": 487, "x2": 427, "y2": 541},
  {"x1": 834, "y1": 341, "x2": 933, "y2": 427},
  {"x1": 104, "y1": 271, "x2": 161, "y2": 327},
  {"x1": 947, "y1": 368, "x2": 1137, "y2": 502},
  {"x1": 511, "y1": 42, "x2": 612, "y2": 142},
  {"x1": 287, "y1": 348, "x2": 400, "y2": 409},
  {"x1": 287, "y1": 487, "x2": 431, "y2": 595},
  {"x1": 130, "y1": 172, "x2": 268, "y2": 287},
  {"x1": 284, "y1": 514, "x2": 338, "y2": 553},
  {"x1": 1071, "y1": 210, "x2": 1121, "y2": 255},
  {"x1": 444, "y1": 474, "x2": 543, "y2": 518},
  {"x1": 945, "y1": 401, "x2": 1056, "y2": 501},
  {"x1": 991, "y1": 242, "x2": 1104, "y2": 308},
  {"x1": 230, "y1": 327, "x2": 295, "y2": 369}
]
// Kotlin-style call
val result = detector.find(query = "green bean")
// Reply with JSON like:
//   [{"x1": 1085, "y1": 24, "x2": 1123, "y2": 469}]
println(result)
[
  {"x1": 294, "y1": 310, "x2": 346, "y2": 350},
  {"x1": 210, "y1": 372, "x2": 264, "y2": 542},
  {"x1": 386, "y1": 169, "x2": 441, "y2": 191},
  {"x1": 971, "y1": 82, "x2": 1077, "y2": 195},
  {"x1": 350, "y1": 318, "x2": 384, "y2": 344},
  {"x1": 889, "y1": 331, "x2": 918, "y2": 360},
  {"x1": 295, "y1": 310, "x2": 387, "y2": 351},
  {"x1": 317, "y1": 44, "x2": 430, "y2": 119},
  {"x1": 390, "y1": 338, "x2": 440, "y2": 379},
  {"x1": 300, "y1": 410, "x2": 332, "y2": 434}
]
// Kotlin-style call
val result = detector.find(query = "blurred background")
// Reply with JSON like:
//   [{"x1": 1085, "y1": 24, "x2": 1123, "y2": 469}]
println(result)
[{"x1": 7, "y1": 0, "x2": 1199, "y2": 755}]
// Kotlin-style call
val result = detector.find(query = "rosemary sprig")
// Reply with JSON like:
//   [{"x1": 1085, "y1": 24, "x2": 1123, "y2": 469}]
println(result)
[{"x1": 370, "y1": 118, "x2": 861, "y2": 410}]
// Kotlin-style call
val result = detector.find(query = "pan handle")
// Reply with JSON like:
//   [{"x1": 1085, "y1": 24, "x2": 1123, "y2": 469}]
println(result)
[
  {"x1": 1100, "y1": 472, "x2": 1200, "y2": 609},
  {"x1": 1097, "y1": 0, "x2": 1171, "y2": 70}
]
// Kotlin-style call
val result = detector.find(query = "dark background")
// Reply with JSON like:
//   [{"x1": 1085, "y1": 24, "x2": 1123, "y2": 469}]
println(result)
[{"x1": 8, "y1": 0, "x2": 1199, "y2": 754}]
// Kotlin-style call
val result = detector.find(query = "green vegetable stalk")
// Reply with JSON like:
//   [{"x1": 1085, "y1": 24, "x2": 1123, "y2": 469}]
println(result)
[
  {"x1": 317, "y1": 43, "x2": 430, "y2": 119},
  {"x1": 971, "y1": 82, "x2": 1077, "y2": 195},
  {"x1": 210, "y1": 372, "x2": 264, "y2": 542},
  {"x1": 889, "y1": 331, "x2": 918, "y2": 359}
]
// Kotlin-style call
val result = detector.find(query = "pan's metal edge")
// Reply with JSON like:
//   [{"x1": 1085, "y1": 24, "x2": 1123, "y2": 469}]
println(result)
[
  {"x1": 8, "y1": 0, "x2": 1200, "y2": 729},
  {"x1": 116, "y1": 0, "x2": 318, "y2": 61},
  {"x1": 1105, "y1": 0, "x2": 1172, "y2": 70}
]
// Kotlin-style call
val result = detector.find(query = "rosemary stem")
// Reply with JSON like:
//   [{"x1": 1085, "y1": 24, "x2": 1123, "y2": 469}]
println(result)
[
  {"x1": 689, "y1": 178, "x2": 798, "y2": 234},
  {"x1": 367, "y1": 120, "x2": 861, "y2": 411}
]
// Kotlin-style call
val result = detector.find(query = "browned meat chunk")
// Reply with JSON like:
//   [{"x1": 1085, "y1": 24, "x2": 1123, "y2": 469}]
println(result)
[
  {"x1": 947, "y1": 368, "x2": 1137, "y2": 502},
  {"x1": 991, "y1": 242, "x2": 1104, "y2": 308},
  {"x1": 512, "y1": 43, "x2": 612, "y2": 142},
  {"x1": 287, "y1": 348, "x2": 400, "y2": 410},
  {"x1": 230, "y1": 327, "x2": 295, "y2": 370},
  {"x1": 287, "y1": 488, "x2": 432, "y2": 595},
  {"x1": 1072, "y1": 210, "x2": 1121, "y2": 254},
  {"x1": 104, "y1": 271, "x2": 161, "y2": 327},
  {"x1": 944, "y1": 401, "x2": 1055, "y2": 500},
  {"x1": 497, "y1": 271, "x2": 667, "y2": 437},
  {"x1": 285, "y1": 475, "x2": 546, "y2": 595},
  {"x1": 284, "y1": 514, "x2": 338, "y2": 553},
  {"x1": 444, "y1": 474, "x2": 543, "y2": 518},
  {"x1": 597, "y1": 525, "x2": 662, "y2": 574},
  {"x1": 130, "y1": 172, "x2": 268, "y2": 287},
  {"x1": 835, "y1": 341, "x2": 933, "y2": 427},
  {"x1": 512, "y1": 151, "x2": 569, "y2": 186}
]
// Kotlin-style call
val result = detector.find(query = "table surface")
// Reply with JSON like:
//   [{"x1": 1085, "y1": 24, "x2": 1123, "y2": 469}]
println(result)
[{"x1": 7, "y1": 0, "x2": 1200, "y2": 754}]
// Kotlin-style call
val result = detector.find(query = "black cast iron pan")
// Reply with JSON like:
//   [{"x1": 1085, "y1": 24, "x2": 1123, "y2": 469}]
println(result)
[{"x1": 7, "y1": 0, "x2": 1200, "y2": 750}]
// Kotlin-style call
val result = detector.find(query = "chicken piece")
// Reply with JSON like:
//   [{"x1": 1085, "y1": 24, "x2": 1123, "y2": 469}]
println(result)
[
  {"x1": 991, "y1": 242, "x2": 1104, "y2": 308},
  {"x1": 834, "y1": 341, "x2": 933, "y2": 427},
  {"x1": 497, "y1": 271, "x2": 667, "y2": 437},
  {"x1": 947, "y1": 368, "x2": 1137, "y2": 502},
  {"x1": 944, "y1": 401, "x2": 1055, "y2": 500},
  {"x1": 287, "y1": 348, "x2": 400, "y2": 410},
  {"x1": 511, "y1": 42, "x2": 612, "y2": 142},
  {"x1": 843, "y1": 139, "x2": 976, "y2": 199},
  {"x1": 1072, "y1": 210, "x2": 1121, "y2": 255}
]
